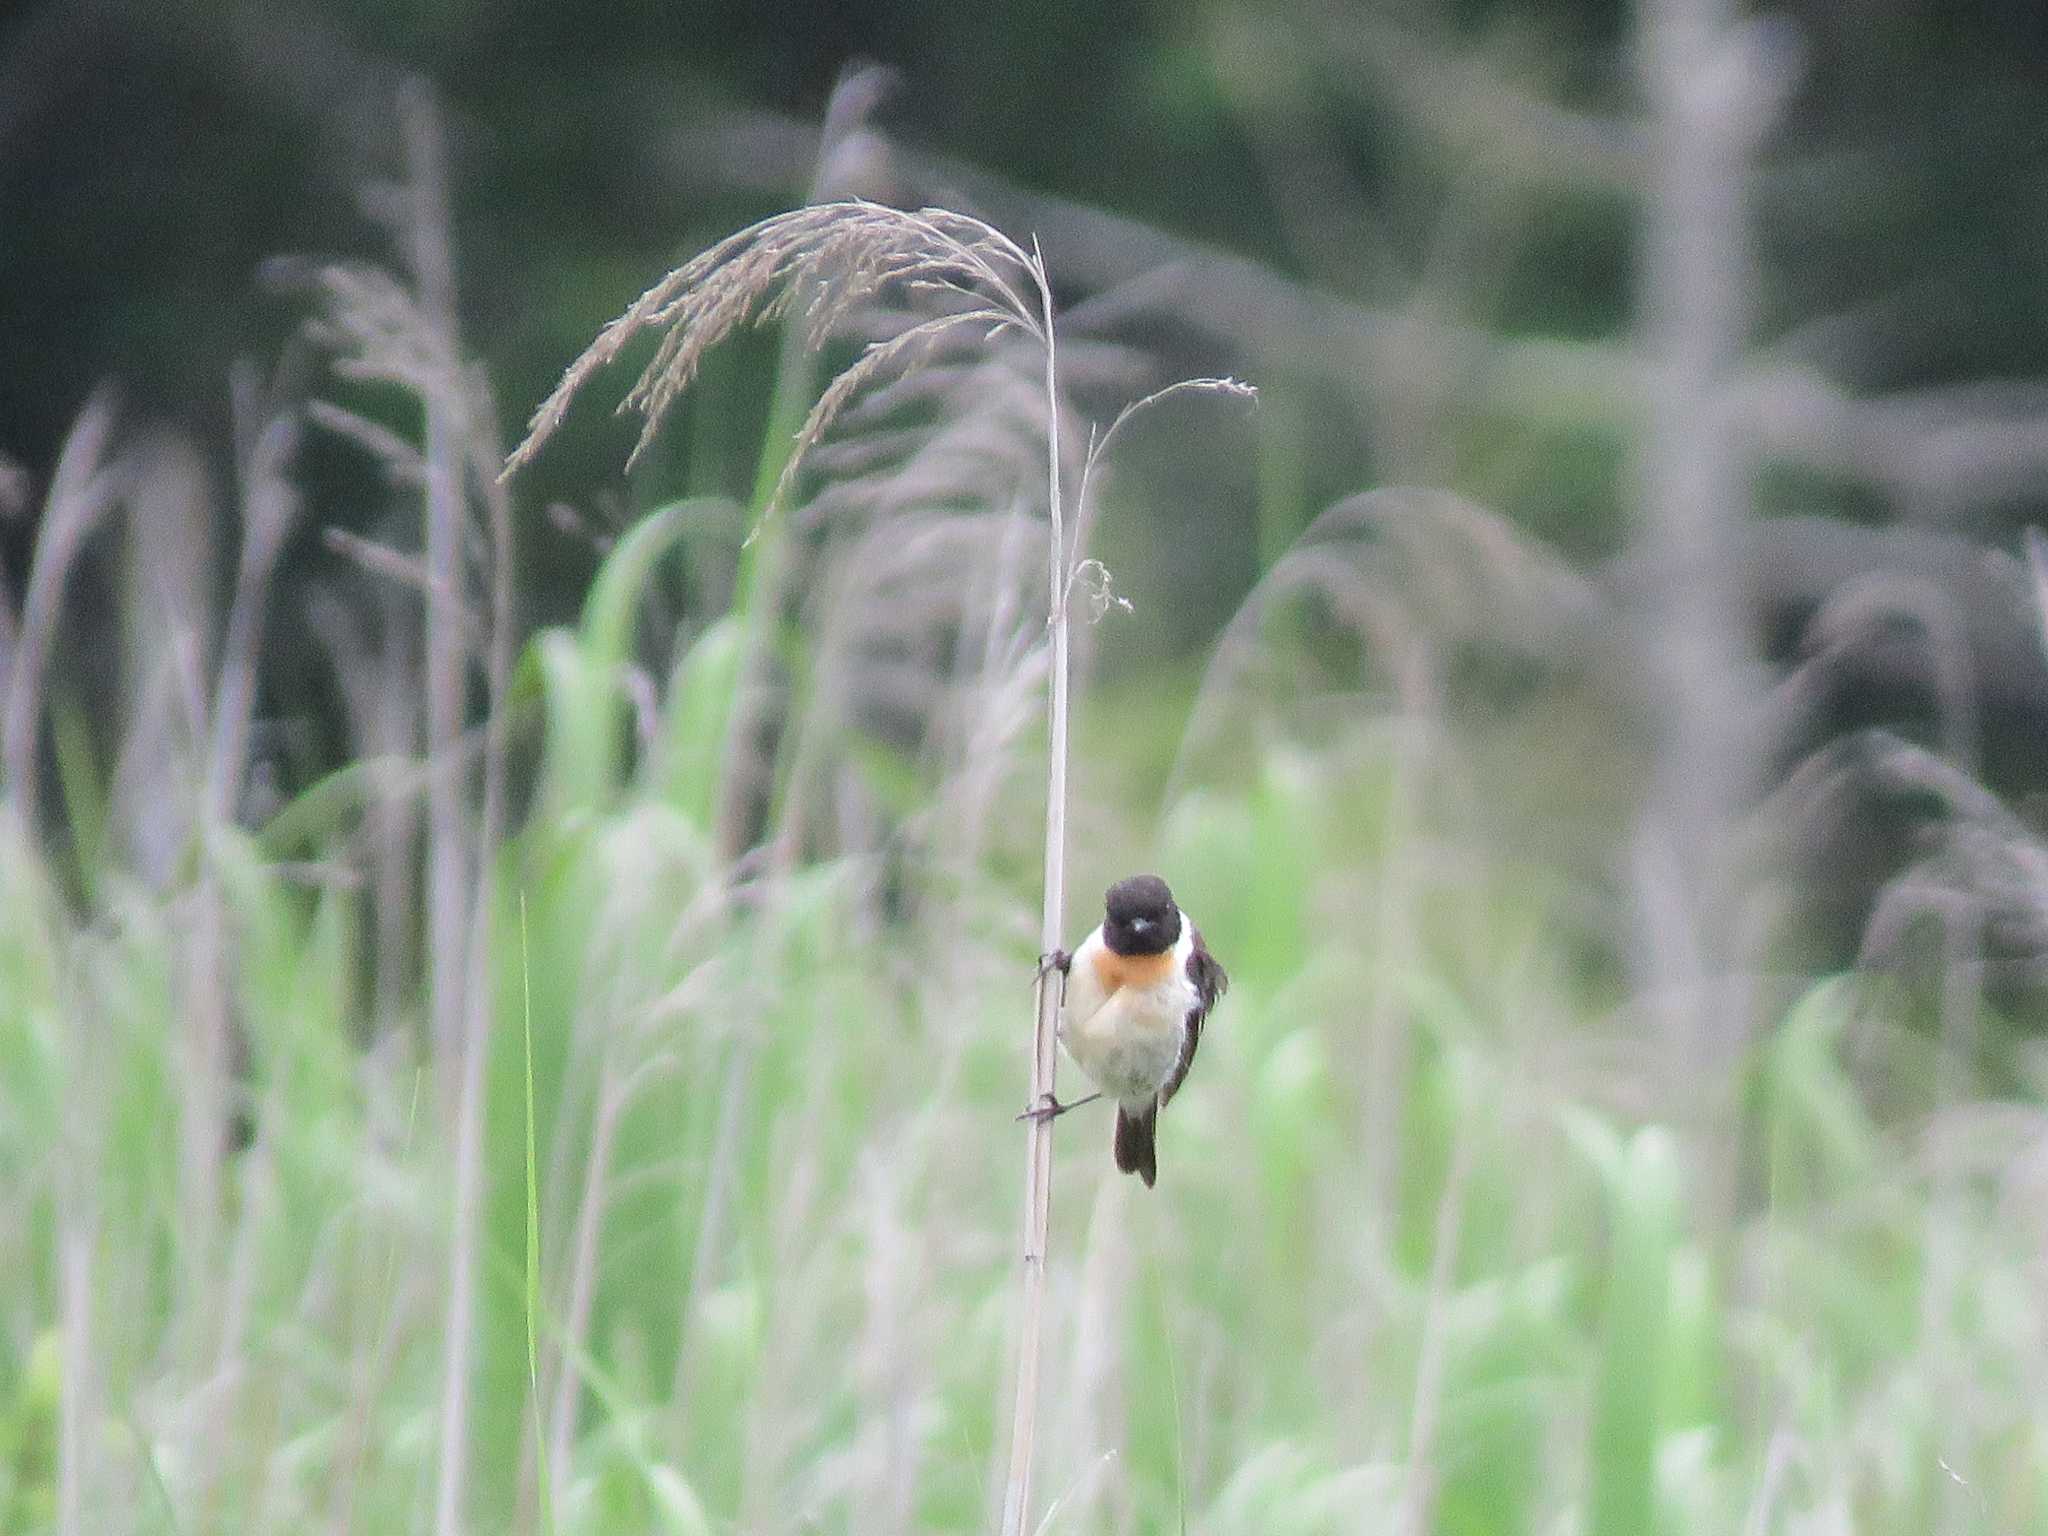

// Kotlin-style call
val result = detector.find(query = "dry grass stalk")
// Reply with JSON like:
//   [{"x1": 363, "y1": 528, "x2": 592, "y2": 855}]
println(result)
[
  {"x1": 2, "y1": 391, "x2": 126, "y2": 836},
  {"x1": 505, "y1": 192, "x2": 1252, "y2": 1533},
  {"x1": 504, "y1": 196, "x2": 1071, "y2": 1531},
  {"x1": 504, "y1": 195, "x2": 1070, "y2": 1529}
]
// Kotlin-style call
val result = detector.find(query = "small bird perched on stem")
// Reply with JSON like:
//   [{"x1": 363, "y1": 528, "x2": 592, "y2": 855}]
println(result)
[{"x1": 1023, "y1": 874, "x2": 1228, "y2": 1187}]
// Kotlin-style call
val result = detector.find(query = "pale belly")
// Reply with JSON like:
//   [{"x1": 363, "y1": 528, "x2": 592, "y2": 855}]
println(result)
[{"x1": 1061, "y1": 974, "x2": 1190, "y2": 1104}]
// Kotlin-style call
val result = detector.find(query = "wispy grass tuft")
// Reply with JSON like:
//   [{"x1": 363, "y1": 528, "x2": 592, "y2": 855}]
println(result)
[{"x1": 504, "y1": 200, "x2": 1046, "y2": 497}]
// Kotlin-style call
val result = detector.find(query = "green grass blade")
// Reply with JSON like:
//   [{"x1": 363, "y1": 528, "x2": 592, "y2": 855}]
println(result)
[
  {"x1": 521, "y1": 892, "x2": 552, "y2": 1533},
  {"x1": 1588, "y1": 1125, "x2": 1682, "y2": 1536}
]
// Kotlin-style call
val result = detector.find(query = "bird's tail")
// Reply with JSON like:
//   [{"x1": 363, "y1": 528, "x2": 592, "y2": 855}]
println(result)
[{"x1": 1113, "y1": 1100, "x2": 1158, "y2": 1188}]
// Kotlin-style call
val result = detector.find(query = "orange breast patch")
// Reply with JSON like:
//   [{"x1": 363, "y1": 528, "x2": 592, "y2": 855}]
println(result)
[{"x1": 1090, "y1": 946, "x2": 1176, "y2": 993}]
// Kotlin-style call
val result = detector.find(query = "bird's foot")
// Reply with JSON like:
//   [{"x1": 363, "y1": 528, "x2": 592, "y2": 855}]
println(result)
[
  {"x1": 1033, "y1": 948, "x2": 1072, "y2": 988},
  {"x1": 1016, "y1": 1090, "x2": 1101, "y2": 1124}
]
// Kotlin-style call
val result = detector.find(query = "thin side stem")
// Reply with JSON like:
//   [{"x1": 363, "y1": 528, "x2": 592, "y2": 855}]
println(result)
[
  {"x1": 1069, "y1": 377, "x2": 1254, "y2": 568},
  {"x1": 1000, "y1": 240, "x2": 1067, "y2": 1536}
]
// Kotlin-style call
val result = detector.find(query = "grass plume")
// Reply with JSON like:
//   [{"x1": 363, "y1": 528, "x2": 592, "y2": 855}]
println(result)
[{"x1": 504, "y1": 199, "x2": 1045, "y2": 497}]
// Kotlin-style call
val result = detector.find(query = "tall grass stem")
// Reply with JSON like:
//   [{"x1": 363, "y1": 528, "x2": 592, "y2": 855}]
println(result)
[{"x1": 999, "y1": 237, "x2": 1067, "y2": 1536}]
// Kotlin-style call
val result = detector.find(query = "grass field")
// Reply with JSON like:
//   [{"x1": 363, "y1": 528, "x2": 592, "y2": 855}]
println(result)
[{"x1": 7, "y1": 127, "x2": 2048, "y2": 1536}]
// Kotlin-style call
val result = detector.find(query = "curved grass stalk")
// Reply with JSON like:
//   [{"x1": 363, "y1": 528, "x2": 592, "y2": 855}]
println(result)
[
  {"x1": 502, "y1": 197, "x2": 1074, "y2": 1529},
  {"x1": 503, "y1": 189, "x2": 1252, "y2": 1533}
]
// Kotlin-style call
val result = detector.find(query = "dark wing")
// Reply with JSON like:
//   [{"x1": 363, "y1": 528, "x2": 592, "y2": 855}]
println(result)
[{"x1": 1159, "y1": 924, "x2": 1227, "y2": 1108}]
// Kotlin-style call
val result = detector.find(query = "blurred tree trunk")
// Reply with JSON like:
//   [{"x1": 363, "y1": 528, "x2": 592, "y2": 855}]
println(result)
[{"x1": 1628, "y1": 0, "x2": 1785, "y2": 1131}]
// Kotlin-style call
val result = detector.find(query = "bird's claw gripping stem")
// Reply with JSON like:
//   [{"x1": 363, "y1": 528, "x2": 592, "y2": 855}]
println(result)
[{"x1": 1016, "y1": 1089, "x2": 1101, "y2": 1124}]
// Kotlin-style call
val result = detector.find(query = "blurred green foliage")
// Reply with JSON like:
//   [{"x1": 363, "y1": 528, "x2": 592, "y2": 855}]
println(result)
[{"x1": 7, "y1": 489, "x2": 2048, "y2": 1529}]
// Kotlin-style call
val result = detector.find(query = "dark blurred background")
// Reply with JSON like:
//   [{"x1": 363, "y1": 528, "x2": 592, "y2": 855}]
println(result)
[
  {"x1": 9, "y1": 0, "x2": 2048, "y2": 528},
  {"x1": 8, "y1": 0, "x2": 2048, "y2": 836}
]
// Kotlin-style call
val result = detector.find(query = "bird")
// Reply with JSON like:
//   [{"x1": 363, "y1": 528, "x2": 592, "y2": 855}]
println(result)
[{"x1": 1022, "y1": 874, "x2": 1228, "y2": 1187}]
